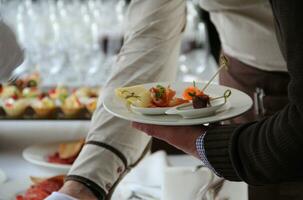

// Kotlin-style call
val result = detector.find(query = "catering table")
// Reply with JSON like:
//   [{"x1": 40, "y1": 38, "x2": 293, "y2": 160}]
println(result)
[
  {"x1": 0, "y1": 120, "x2": 89, "y2": 150},
  {"x1": 0, "y1": 120, "x2": 247, "y2": 200}
]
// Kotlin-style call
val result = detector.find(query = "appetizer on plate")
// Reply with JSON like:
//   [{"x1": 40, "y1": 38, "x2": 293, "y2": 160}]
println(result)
[
  {"x1": 86, "y1": 97, "x2": 98, "y2": 114},
  {"x1": 182, "y1": 83, "x2": 212, "y2": 109},
  {"x1": 74, "y1": 87, "x2": 100, "y2": 107},
  {"x1": 48, "y1": 139, "x2": 85, "y2": 165},
  {"x1": 182, "y1": 82, "x2": 231, "y2": 109},
  {"x1": 183, "y1": 84, "x2": 209, "y2": 108},
  {"x1": 61, "y1": 95, "x2": 84, "y2": 118},
  {"x1": 73, "y1": 87, "x2": 92, "y2": 98},
  {"x1": 31, "y1": 96, "x2": 56, "y2": 118},
  {"x1": 115, "y1": 81, "x2": 231, "y2": 118},
  {"x1": 22, "y1": 87, "x2": 41, "y2": 98},
  {"x1": 179, "y1": 55, "x2": 230, "y2": 110},
  {"x1": 48, "y1": 86, "x2": 68, "y2": 103},
  {"x1": 15, "y1": 175, "x2": 64, "y2": 200},
  {"x1": 0, "y1": 71, "x2": 102, "y2": 119},
  {"x1": 9, "y1": 72, "x2": 40, "y2": 90},
  {"x1": 0, "y1": 85, "x2": 21, "y2": 99},
  {"x1": 115, "y1": 83, "x2": 231, "y2": 118},
  {"x1": 3, "y1": 98, "x2": 29, "y2": 118},
  {"x1": 104, "y1": 80, "x2": 253, "y2": 125},
  {"x1": 165, "y1": 83, "x2": 232, "y2": 118},
  {"x1": 115, "y1": 85, "x2": 153, "y2": 108},
  {"x1": 149, "y1": 85, "x2": 188, "y2": 107},
  {"x1": 115, "y1": 85, "x2": 188, "y2": 109}
]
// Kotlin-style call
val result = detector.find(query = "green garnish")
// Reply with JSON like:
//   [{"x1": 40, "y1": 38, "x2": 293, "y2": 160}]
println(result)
[
  {"x1": 121, "y1": 90, "x2": 141, "y2": 100},
  {"x1": 155, "y1": 92, "x2": 162, "y2": 98},
  {"x1": 27, "y1": 80, "x2": 37, "y2": 87},
  {"x1": 59, "y1": 93, "x2": 68, "y2": 103},
  {"x1": 188, "y1": 92, "x2": 196, "y2": 97},
  {"x1": 125, "y1": 92, "x2": 140, "y2": 100},
  {"x1": 156, "y1": 85, "x2": 166, "y2": 99}
]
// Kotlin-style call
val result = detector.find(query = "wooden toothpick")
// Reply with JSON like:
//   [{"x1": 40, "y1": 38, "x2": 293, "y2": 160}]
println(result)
[{"x1": 202, "y1": 55, "x2": 229, "y2": 92}]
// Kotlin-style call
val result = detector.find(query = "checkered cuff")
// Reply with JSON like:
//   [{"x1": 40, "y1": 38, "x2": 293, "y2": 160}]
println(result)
[{"x1": 196, "y1": 133, "x2": 221, "y2": 177}]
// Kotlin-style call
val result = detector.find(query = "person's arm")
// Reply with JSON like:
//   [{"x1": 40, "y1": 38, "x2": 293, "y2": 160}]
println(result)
[
  {"x1": 133, "y1": 0, "x2": 303, "y2": 186},
  {"x1": 203, "y1": 0, "x2": 303, "y2": 185},
  {"x1": 59, "y1": 0, "x2": 187, "y2": 199}
]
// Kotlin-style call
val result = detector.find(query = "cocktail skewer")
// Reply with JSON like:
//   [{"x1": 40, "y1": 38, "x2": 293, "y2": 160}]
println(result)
[{"x1": 202, "y1": 55, "x2": 229, "y2": 92}]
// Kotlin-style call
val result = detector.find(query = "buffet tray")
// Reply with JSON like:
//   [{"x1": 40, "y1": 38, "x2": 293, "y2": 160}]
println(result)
[
  {"x1": 0, "y1": 120, "x2": 90, "y2": 149},
  {"x1": 0, "y1": 84, "x2": 100, "y2": 120},
  {"x1": 0, "y1": 107, "x2": 92, "y2": 120}
]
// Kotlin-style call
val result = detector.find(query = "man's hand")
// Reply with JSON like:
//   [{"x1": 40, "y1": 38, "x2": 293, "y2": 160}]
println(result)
[
  {"x1": 132, "y1": 122, "x2": 206, "y2": 158},
  {"x1": 58, "y1": 180, "x2": 97, "y2": 200}
]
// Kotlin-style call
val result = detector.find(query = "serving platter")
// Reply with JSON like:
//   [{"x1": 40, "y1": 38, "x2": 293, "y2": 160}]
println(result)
[
  {"x1": 0, "y1": 86, "x2": 100, "y2": 120},
  {"x1": 103, "y1": 82, "x2": 253, "y2": 126},
  {"x1": 130, "y1": 105, "x2": 170, "y2": 115},
  {"x1": 23, "y1": 143, "x2": 71, "y2": 173}
]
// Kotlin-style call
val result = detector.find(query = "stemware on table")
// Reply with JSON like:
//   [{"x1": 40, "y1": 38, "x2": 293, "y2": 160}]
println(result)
[{"x1": 0, "y1": 0, "x2": 213, "y2": 86}]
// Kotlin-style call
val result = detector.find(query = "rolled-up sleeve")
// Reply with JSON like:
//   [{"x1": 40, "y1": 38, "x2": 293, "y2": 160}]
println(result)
[{"x1": 67, "y1": 0, "x2": 186, "y2": 196}]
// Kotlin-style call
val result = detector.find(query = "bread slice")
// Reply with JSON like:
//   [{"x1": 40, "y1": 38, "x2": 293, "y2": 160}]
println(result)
[{"x1": 115, "y1": 85, "x2": 152, "y2": 108}]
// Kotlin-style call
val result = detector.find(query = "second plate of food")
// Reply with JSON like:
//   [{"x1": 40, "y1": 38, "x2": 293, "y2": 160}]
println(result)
[
  {"x1": 22, "y1": 139, "x2": 84, "y2": 172},
  {"x1": 103, "y1": 82, "x2": 252, "y2": 126},
  {"x1": 0, "y1": 175, "x2": 64, "y2": 200}
]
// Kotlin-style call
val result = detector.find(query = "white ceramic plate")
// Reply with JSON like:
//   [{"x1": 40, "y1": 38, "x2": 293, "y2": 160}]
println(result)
[
  {"x1": 103, "y1": 82, "x2": 253, "y2": 126},
  {"x1": 130, "y1": 105, "x2": 170, "y2": 115},
  {"x1": 165, "y1": 98, "x2": 227, "y2": 119},
  {"x1": 23, "y1": 143, "x2": 71, "y2": 172},
  {"x1": 0, "y1": 179, "x2": 30, "y2": 200}
]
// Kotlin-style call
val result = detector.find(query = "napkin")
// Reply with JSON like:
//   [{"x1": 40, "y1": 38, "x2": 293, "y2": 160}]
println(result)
[
  {"x1": 112, "y1": 151, "x2": 217, "y2": 200},
  {"x1": 112, "y1": 151, "x2": 168, "y2": 200},
  {"x1": 162, "y1": 166, "x2": 214, "y2": 200}
]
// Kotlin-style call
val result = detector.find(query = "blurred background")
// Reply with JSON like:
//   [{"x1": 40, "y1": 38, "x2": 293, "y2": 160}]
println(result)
[{"x1": 0, "y1": 0, "x2": 217, "y2": 87}]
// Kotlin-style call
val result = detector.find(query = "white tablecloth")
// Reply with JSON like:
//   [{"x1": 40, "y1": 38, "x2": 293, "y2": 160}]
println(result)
[{"x1": 0, "y1": 120, "x2": 247, "y2": 200}]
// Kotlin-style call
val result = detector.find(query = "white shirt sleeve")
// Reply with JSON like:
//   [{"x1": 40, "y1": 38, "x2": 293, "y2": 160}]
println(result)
[{"x1": 68, "y1": 0, "x2": 186, "y2": 195}]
